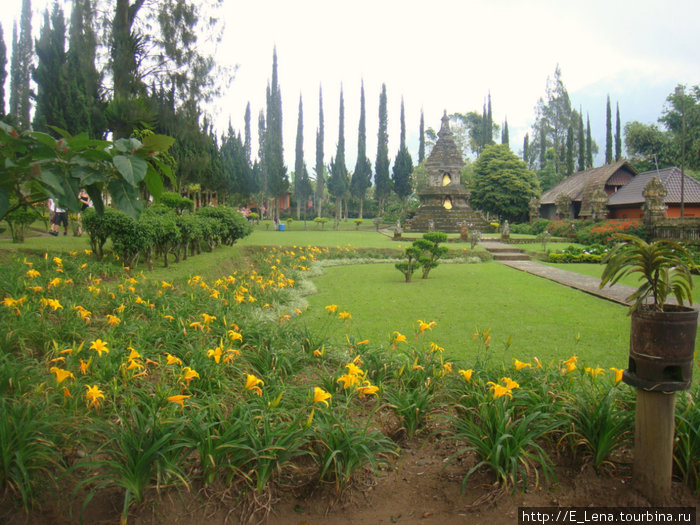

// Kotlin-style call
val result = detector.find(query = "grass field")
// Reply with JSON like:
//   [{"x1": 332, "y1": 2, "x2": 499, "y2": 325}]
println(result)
[{"x1": 300, "y1": 260, "x2": 631, "y2": 369}]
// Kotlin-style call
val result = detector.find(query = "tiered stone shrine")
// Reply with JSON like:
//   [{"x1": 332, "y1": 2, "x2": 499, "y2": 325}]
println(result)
[{"x1": 406, "y1": 112, "x2": 489, "y2": 233}]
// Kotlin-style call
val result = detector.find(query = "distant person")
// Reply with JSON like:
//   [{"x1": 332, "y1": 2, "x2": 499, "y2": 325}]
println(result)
[
  {"x1": 77, "y1": 189, "x2": 91, "y2": 235},
  {"x1": 49, "y1": 198, "x2": 68, "y2": 236}
]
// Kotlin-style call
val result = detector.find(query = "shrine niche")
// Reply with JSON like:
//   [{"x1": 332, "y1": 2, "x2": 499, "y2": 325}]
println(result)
[{"x1": 406, "y1": 112, "x2": 489, "y2": 233}]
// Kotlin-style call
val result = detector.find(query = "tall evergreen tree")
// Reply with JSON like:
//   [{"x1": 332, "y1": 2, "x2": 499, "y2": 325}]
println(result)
[
  {"x1": 501, "y1": 117, "x2": 509, "y2": 147},
  {"x1": 539, "y1": 124, "x2": 547, "y2": 170},
  {"x1": 244, "y1": 102, "x2": 252, "y2": 163},
  {"x1": 33, "y1": 5, "x2": 67, "y2": 133},
  {"x1": 565, "y1": 124, "x2": 574, "y2": 175},
  {"x1": 522, "y1": 133, "x2": 529, "y2": 165},
  {"x1": 15, "y1": 0, "x2": 33, "y2": 129},
  {"x1": 263, "y1": 48, "x2": 288, "y2": 222},
  {"x1": 418, "y1": 109, "x2": 425, "y2": 163},
  {"x1": 314, "y1": 85, "x2": 325, "y2": 217},
  {"x1": 64, "y1": 0, "x2": 104, "y2": 138},
  {"x1": 327, "y1": 86, "x2": 348, "y2": 225},
  {"x1": 577, "y1": 110, "x2": 585, "y2": 172},
  {"x1": 0, "y1": 23, "x2": 6, "y2": 116},
  {"x1": 9, "y1": 22, "x2": 19, "y2": 121},
  {"x1": 392, "y1": 98, "x2": 413, "y2": 216},
  {"x1": 615, "y1": 102, "x2": 622, "y2": 160},
  {"x1": 257, "y1": 109, "x2": 267, "y2": 209},
  {"x1": 605, "y1": 95, "x2": 613, "y2": 164},
  {"x1": 350, "y1": 80, "x2": 372, "y2": 219},
  {"x1": 374, "y1": 83, "x2": 391, "y2": 215},
  {"x1": 293, "y1": 95, "x2": 311, "y2": 220},
  {"x1": 586, "y1": 114, "x2": 593, "y2": 168}
]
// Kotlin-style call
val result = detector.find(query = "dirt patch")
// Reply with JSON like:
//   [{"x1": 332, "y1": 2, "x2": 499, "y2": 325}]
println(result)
[{"x1": 6, "y1": 437, "x2": 697, "y2": 525}]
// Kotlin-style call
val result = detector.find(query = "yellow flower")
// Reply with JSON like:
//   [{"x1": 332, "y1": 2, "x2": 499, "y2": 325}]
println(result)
[
  {"x1": 85, "y1": 385, "x2": 105, "y2": 408},
  {"x1": 325, "y1": 304, "x2": 338, "y2": 313},
  {"x1": 357, "y1": 380, "x2": 379, "y2": 398},
  {"x1": 563, "y1": 355, "x2": 578, "y2": 373},
  {"x1": 442, "y1": 362, "x2": 453, "y2": 373},
  {"x1": 585, "y1": 366, "x2": 606, "y2": 378},
  {"x1": 337, "y1": 373, "x2": 360, "y2": 389},
  {"x1": 89, "y1": 339, "x2": 109, "y2": 357},
  {"x1": 163, "y1": 315, "x2": 174, "y2": 322},
  {"x1": 244, "y1": 373, "x2": 264, "y2": 396},
  {"x1": 458, "y1": 369, "x2": 473, "y2": 382},
  {"x1": 357, "y1": 339, "x2": 369, "y2": 346},
  {"x1": 80, "y1": 359, "x2": 90, "y2": 375},
  {"x1": 106, "y1": 314, "x2": 121, "y2": 327},
  {"x1": 609, "y1": 367, "x2": 624, "y2": 384},
  {"x1": 201, "y1": 313, "x2": 216, "y2": 325},
  {"x1": 161, "y1": 281, "x2": 172, "y2": 289},
  {"x1": 168, "y1": 394, "x2": 190, "y2": 408},
  {"x1": 501, "y1": 377, "x2": 520, "y2": 390},
  {"x1": 338, "y1": 311, "x2": 352, "y2": 320},
  {"x1": 207, "y1": 346, "x2": 223, "y2": 364},
  {"x1": 48, "y1": 277, "x2": 62, "y2": 289},
  {"x1": 429, "y1": 342, "x2": 445, "y2": 353},
  {"x1": 41, "y1": 298, "x2": 63, "y2": 310},
  {"x1": 180, "y1": 367, "x2": 200, "y2": 386},
  {"x1": 345, "y1": 362, "x2": 364, "y2": 377},
  {"x1": 223, "y1": 348, "x2": 240, "y2": 364},
  {"x1": 26, "y1": 269, "x2": 41, "y2": 279},
  {"x1": 126, "y1": 359, "x2": 144, "y2": 371},
  {"x1": 532, "y1": 357, "x2": 543, "y2": 370},
  {"x1": 53, "y1": 257, "x2": 63, "y2": 267},
  {"x1": 50, "y1": 367, "x2": 75, "y2": 384},
  {"x1": 127, "y1": 347, "x2": 141, "y2": 360},
  {"x1": 165, "y1": 353, "x2": 182, "y2": 366},
  {"x1": 313, "y1": 386, "x2": 332, "y2": 407},
  {"x1": 417, "y1": 320, "x2": 436, "y2": 334},
  {"x1": 227, "y1": 330, "x2": 243, "y2": 342},
  {"x1": 487, "y1": 381, "x2": 513, "y2": 400},
  {"x1": 313, "y1": 349, "x2": 324, "y2": 357},
  {"x1": 391, "y1": 331, "x2": 407, "y2": 348},
  {"x1": 514, "y1": 359, "x2": 532, "y2": 371},
  {"x1": 62, "y1": 386, "x2": 72, "y2": 398}
]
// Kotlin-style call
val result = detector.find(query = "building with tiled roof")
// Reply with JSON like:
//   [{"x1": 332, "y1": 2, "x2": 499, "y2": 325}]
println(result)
[
  {"x1": 539, "y1": 160, "x2": 637, "y2": 219},
  {"x1": 607, "y1": 167, "x2": 700, "y2": 219}
]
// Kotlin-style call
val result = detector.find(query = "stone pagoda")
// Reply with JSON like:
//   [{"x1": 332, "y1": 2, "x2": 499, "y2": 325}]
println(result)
[{"x1": 406, "y1": 112, "x2": 489, "y2": 233}]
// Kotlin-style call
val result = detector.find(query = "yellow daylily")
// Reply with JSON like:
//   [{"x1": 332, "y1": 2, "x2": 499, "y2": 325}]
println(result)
[
  {"x1": 26, "y1": 269, "x2": 41, "y2": 279},
  {"x1": 417, "y1": 320, "x2": 436, "y2": 334},
  {"x1": 357, "y1": 381, "x2": 379, "y2": 398},
  {"x1": 85, "y1": 385, "x2": 105, "y2": 408},
  {"x1": 50, "y1": 367, "x2": 75, "y2": 384},
  {"x1": 585, "y1": 366, "x2": 606, "y2": 378},
  {"x1": 89, "y1": 339, "x2": 109, "y2": 357},
  {"x1": 338, "y1": 311, "x2": 352, "y2": 320},
  {"x1": 487, "y1": 381, "x2": 513, "y2": 400},
  {"x1": 244, "y1": 373, "x2": 264, "y2": 396},
  {"x1": 513, "y1": 359, "x2": 532, "y2": 371},
  {"x1": 325, "y1": 304, "x2": 338, "y2": 313},
  {"x1": 609, "y1": 367, "x2": 624, "y2": 384},
  {"x1": 165, "y1": 353, "x2": 183, "y2": 366},
  {"x1": 207, "y1": 346, "x2": 223, "y2": 364},
  {"x1": 180, "y1": 367, "x2": 200, "y2": 386},
  {"x1": 106, "y1": 314, "x2": 121, "y2": 327},
  {"x1": 79, "y1": 359, "x2": 90, "y2": 375},
  {"x1": 168, "y1": 394, "x2": 190, "y2": 408},
  {"x1": 313, "y1": 387, "x2": 332, "y2": 407},
  {"x1": 533, "y1": 357, "x2": 543, "y2": 370},
  {"x1": 458, "y1": 369, "x2": 473, "y2": 382},
  {"x1": 501, "y1": 377, "x2": 520, "y2": 390}
]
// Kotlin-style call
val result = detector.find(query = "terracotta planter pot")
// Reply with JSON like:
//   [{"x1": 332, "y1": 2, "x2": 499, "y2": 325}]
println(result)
[{"x1": 623, "y1": 305, "x2": 698, "y2": 392}]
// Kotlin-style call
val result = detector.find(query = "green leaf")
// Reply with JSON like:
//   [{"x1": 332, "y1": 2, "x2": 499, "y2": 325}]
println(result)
[
  {"x1": 144, "y1": 164, "x2": 163, "y2": 200},
  {"x1": 141, "y1": 134, "x2": 175, "y2": 152},
  {"x1": 107, "y1": 179, "x2": 143, "y2": 219},
  {"x1": 113, "y1": 155, "x2": 148, "y2": 185},
  {"x1": 28, "y1": 131, "x2": 57, "y2": 149}
]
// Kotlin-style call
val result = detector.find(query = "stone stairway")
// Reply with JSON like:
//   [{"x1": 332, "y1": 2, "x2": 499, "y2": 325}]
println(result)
[{"x1": 480, "y1": 241, "x2": 530, "y2": 261}]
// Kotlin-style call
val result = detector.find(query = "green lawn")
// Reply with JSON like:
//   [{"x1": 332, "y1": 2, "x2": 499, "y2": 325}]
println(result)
[{"x1": 302, "y1": 260, "x2": 632, "y2": 369}]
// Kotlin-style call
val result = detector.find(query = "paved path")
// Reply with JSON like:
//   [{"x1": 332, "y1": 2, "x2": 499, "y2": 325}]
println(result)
[{"x1": 481, "y1": 240, "x2": 697, "y2": 308}]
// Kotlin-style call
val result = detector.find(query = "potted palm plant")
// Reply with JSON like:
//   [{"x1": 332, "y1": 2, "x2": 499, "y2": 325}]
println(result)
[{"x1": 600, "y1": 233, "x2": 696, "y2": 391}]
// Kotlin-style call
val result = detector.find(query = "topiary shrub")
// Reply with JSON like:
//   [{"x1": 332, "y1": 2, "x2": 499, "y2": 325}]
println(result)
[
  {"x1": 196, "y1": 206, "x2": 252, "y2": 246},
  {"x1": 4, "y1": 202, "x2": 38, "y2": 243},
  {"x1": 109, "y1": 209, "x2": 152, "y2": 268},
  {"x1": 82, "y1": 207, "x2": 123, "y2": 260},
  {"x1": 140, "y1": 206, "x2": 181, "y2": 269},
  {"x1": 157, "y1": 192, "x2": 194, "y2": 214}
]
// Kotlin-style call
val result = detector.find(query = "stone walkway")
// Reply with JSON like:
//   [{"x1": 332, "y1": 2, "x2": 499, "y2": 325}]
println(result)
[{"x1": 481, "y1": 240, "x2": 697, "y2": 308}]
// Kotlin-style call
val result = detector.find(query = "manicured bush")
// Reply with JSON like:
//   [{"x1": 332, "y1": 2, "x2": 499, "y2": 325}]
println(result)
[
  {"x1": 577, "y1": 219, "x2": 647, "y2": 245},
  {"x1": 510, "y1": 223, "x2": 533, "y2": 235},
  {"x1": 531, "y1": 218, "x2": 550, "y2": 235},
  {"x1": 4, "y1": 203, "x2": 38, "y2": 243},
  {"x1": 157, "y1": 192, "x2": 194, "y2": 214},
  {"x1": 196, "y1": 205, "x2": 252, "y2": 246}
]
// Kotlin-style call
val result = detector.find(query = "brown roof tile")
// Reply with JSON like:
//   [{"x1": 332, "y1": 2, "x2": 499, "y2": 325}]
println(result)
[{"x1": 607, "y1": 167, "x2": 700, "y2": 206}]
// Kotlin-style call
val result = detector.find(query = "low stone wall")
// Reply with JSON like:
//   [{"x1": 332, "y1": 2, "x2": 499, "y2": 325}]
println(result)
[{"x1": 652, "y1": 218, "x2": 700, "y2": 244}]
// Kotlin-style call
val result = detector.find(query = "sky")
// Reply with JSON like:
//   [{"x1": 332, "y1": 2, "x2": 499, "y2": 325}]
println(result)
[{"x1": 2, "y1": 0, "x2": 700, "y2": 171}]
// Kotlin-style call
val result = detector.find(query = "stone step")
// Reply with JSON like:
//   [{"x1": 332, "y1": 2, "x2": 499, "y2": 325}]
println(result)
[{"x1": 492, "y1": 253, "x2": 531, "y2": 261}]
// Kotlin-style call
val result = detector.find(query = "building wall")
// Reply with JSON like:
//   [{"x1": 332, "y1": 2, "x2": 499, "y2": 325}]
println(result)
[{"x1": 608, "y1": 205, "x2": 700, "y2": 219}]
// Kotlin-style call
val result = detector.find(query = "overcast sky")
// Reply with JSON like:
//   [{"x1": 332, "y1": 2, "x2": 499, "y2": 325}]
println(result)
[{"x1": 3, "y1": 0, "x2": 700, "y2": 170}]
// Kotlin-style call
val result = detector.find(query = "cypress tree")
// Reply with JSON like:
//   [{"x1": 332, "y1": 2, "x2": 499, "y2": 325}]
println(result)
[
  {"x1": 605, "y1": 95, "x2": 613, "y2": 164},
  {"x1": 523, "y1": 133, "x2": 529, "y2": 166},
  {"x1": 328, "y1": 86, "x2": 348, "y2": 225},
  {"x1": 586, "y1": 114, "x2": 593, "y2": 169},
  {"x1": 0, "y1": 23, "x2": 6, "y2": 116},
  {"x1": 33, "y1": 5, "x2": 67, "y2": 133},
  {"x1": 418, "y1": 109, "x2": 425, "y2": 163},
  {"x1": 263, "y1": 48, "x2": 288, "y2": 222},
  {"x1": 539, "y1": 125, "x2": 547, "y2": 170},
  {"x1": 501, "y1": 117, "x2": 509, "y2": 147},
  {"x1": 615, "y1": 102, "x2": 622, "y2": 160},
  {"x1": 257, "y1": 109, "x2": 267, "y2": 209},
  {"x1": 486, "y1": 92, "x2": 493, "y2": 145},
  {"x1": 9, "y1": 22, "x2": 19, "y2": 121},
  {"x1": 577, "y1": 110, "x2": 585, "y2": 172},
  {"x1": 480, "y1": 103, "x2": 488, "y2": 153},
  {"x1": 374, "y1": 83, "x2": 391, "y2": 215},
  {"x1": 350, "y1": 80, "x2": 372, "y2": 219},
  {"x1": 16, "y1": 0, "x2": 32, "y2": 129},
  {"x1": 392, "y1": 98, "x2": 413, "y2": 217},
  {"x1": 244, "y1": 102, "x2": 251, "y2": 163},
  {"x1": 314, "y1": 85, "x2": 325, "y2": 217},
  {"x1": 565, "y1": 124, "x2": 574, "y2": 175},
  {"x1": 294, "y1": 95, "x2": 305, "y2": 219}
]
